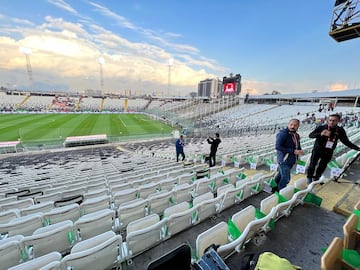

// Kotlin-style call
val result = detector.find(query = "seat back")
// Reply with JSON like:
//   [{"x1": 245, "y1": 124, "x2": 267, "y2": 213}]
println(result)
[
  {"x1": 80, "y1": 195, "x2": 111, "y2": 215},
  {"x1": 148, "y1": 191, "x2": 173, "y2": 216},
  {"x1": 43, "y1": 203, "x2": 80, "y2": 225},
  {"x1": 165, "y1": 203, "x2": 197, "y2": 237},
  {"x1": 118, "y1": 198, "x2": 148, "y2": 229},
  {"x1": 260, "y1": 194, "x2": 278, "y2": 215},
  {"x1": 232, "y1": 205, "x2": 256, "y2": 232},
  {"x1": 218, "y1": 186, "x2": 244, "y2": 213},
  {"x1": 7, "y1": 252, "x2": 62, "y2": 270},
  {"x1": 196, "y1": 221, "x2": 228, "y2": 258},
  {"x1": 173, "y1": 183, "x2": 195, "y2": 203},
  {"x1": 0, "y1": 198, "x2": 34, "y2": 212},
  {"x1": 62, "y1": 232, "x2": 123, "y2": 270},
  {"x1": 279, "y1": 185, "x2": 294, "y2": 201},
  {"x1": 320, "y1": 237, "x2": 343, "y2": 270},
  {"x1": 74, "y1": 209, "x2": 115, "y2": 241},
  {"x1": 112, "y1": 188, "x2": 138, "y2": 208},
  {"x1": 126, "y1": 214, "x2": 167, "y2": 257},
  {"x1": 343, "y1": 214, "x2": 359, "y2": 249},
  {"x1": 0, "y1": 236, "x2": 25, "y2": 270},
  {"x1": 19, "y1": 201, "x2": 54, "y2": 217},
  {"x1": 294, "y1": 177, "x2": 308, "y2": 190},
  {"x1": 0, "y1": 210, "x2": 19, "y2": 224},
  {"x1": 0, "y1": 214, "x2": 43, "y2": 237},
  {"x1": 193, "y1": 192, "x2": 221, "y2": 222},
  {"x1": 22, "y1": 220, "x2": 74, "y2": 257}
]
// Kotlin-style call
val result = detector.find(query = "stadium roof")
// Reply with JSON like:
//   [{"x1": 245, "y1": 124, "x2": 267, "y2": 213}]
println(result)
[{"x1": 249, "y1": 89, "x2": 360, "y2": 100}]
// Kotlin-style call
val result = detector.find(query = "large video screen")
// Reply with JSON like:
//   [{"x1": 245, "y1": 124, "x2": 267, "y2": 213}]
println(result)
[{"x1": 223, "y1": 82, "x2": 236, "y2": 93}]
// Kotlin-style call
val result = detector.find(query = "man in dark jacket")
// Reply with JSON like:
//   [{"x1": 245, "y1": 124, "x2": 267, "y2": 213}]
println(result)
[
  {"x1": 307, "y1": 114, "x2": 360, "y2": 183},
  {"x1": 175, "y1": 135, "x2": 185, "y2": 162},
  {"x1": 275, "y1": 119, "x2": 305, "y2": 191},
  {"x1": 207, "y1": 133, "x2": 221, "y2": 167}
]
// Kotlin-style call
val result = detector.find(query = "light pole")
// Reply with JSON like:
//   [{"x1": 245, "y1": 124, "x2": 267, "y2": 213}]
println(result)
[
  {"x1": 19, "y1": 46, "x2": 33, "y2": 90},
  {"x1": 168, "y1": 58, "x2": 173, "y2": 93},
  {"x1": 97, "y1": 57, "x2": 105, "y2": 96}
]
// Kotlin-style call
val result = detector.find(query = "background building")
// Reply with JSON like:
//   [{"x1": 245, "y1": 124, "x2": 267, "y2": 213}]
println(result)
[{"x1": 197, "y1": 78, "x2": 222, "y2": 98}]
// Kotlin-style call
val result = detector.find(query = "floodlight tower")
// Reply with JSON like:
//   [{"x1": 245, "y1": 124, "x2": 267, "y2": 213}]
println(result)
[
  {"x1": 97, "y1": 57, "x2": 105, "y2": 95},
  {"x1": 20, "y1": 46, "x2": 33, "y2": 89},
  {"x1": 168, "y1": 58, "x2": 174, "y2": 93}
]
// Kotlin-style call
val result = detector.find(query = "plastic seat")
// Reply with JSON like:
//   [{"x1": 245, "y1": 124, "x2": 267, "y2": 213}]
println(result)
[
  {"x1": 0, "y1": 198, "x2": 34, "y2": 212},
  {"x1": 74, "y1": 208, "x2": 115, "y2": 241},
  {"x1": 117, "y1": 198, "x2": 148, "y2": 229},
  {"x1": 172, "y1": 183, "x2": 196, "y2": 203},
  {"x1": 321, "y1": 237, "x2": 359, "y2": 270},
  {"x1": 112, "y1": 188, "x2": 138, "y2": 208},
  {"x1": 193, "y1": 192, "x2": 222, "y2": 223},
  {"x1": 62, "y1": 231, "x2": 123, "y2": 270},
  {"x1": 217, "y1": 185, "x2": 245, "y2": 213},
  {"x1": 7, "y1": 252, "x2": 62, "y2": 270},
  {"x1": 0, "y1": 209, "x2": 19, "y2": 224},
  {"x1": 343, "y1": 214, "x2": 360, "y2": 250},
  {"x1": 80, "y1": 195, "x2": 111, "y2": 215},
  {"x1": 22, "y1": 220, "x2": 75, "y2": 258},
  {"x1": 163, "y1": 202, "x2": 198, "y2": 238},
  {"x1": 147, "y1": 190, "x2": 174, "y2": 216},
  {"x1": 195, "y1": 221, "x2": 228, "y2": 259},
  {"x1": 0, "y1": 213, "x2": 43, "y2": 237},
  {"x1": 0, "y1": 235, "x2": 26, "y2": 270},
  {"x1": 43, "y1": 203, "x2": 80, "y2": 225},
  {"x1": 19, "y1": 201, "x2": 54, "y2": 217},
  {"x1": 125, "y1": 214, "x2": 167, "y2": 258}
]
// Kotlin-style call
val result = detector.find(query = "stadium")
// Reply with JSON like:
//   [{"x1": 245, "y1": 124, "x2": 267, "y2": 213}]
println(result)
[
  {"x1": 0, "y1": 85, "x2": 359, "y2": 270},
  {"x1": 1, "y1": 0, "x2": 360, "y2": 269}
]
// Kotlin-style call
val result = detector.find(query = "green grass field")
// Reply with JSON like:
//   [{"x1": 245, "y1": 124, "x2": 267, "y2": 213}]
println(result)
[{"x1": 0, "y1": 113, "x2": 173, "y2": 142}]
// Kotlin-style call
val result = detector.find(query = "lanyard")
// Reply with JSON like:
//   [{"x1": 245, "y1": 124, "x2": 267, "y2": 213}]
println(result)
[{"x1": 290, "y1": 133, "x2": 298, "y2": 149}]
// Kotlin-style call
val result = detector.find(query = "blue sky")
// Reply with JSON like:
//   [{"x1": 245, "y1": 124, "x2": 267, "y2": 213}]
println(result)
[{"x1": 0, "y1": 0, "x2": 359, "y2": 96}]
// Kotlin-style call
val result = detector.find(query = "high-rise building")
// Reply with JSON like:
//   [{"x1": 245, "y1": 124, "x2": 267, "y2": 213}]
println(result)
[{"x1": 197, "y1": 78, "x2": 222, "y2": 98}]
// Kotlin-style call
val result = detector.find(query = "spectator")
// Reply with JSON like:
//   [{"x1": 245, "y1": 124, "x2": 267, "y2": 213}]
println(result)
[
  {"x1": 175, "y1": 135, "x2": 185, "y2": 162},
  {"x1": 207, "y1": 133, "x2": 221, "y2": 167},
  {"x1": 307, "y1": 114, "x2": 360, "y2": 184},
  {"x1": 274, "y1": 119, "x2": 305, "y2": 191}
]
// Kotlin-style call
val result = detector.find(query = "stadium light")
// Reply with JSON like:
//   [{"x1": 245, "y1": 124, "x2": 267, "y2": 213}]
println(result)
[
  {"x1": 97, "y1": 57, "x2": 105, "y2": 96},
  {"x1": 168, "y1": 58, "x2": 174, "y2": 93},
  {"x1": 19, "y1": 46, "x2": 33, "y2": 90}
]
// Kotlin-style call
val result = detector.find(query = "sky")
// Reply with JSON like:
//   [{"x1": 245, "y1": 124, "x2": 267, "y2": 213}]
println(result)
[{"x1": 0, "y1": 0, "x2": 359, "y2": 96}]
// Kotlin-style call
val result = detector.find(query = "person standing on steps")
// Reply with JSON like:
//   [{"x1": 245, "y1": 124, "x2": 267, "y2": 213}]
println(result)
[
  {"x1": 175, "y1": 134, "x2": 185, "y2": 162},
  {"x1": 207, "y1": 133, "x2": 221, "y2": 167},
  {"x1": 307, "y1": 114, "x2": 360, "y2": 184},
  {"x1": 274, "y1": 119, "x2": 305, "y2": 191}
]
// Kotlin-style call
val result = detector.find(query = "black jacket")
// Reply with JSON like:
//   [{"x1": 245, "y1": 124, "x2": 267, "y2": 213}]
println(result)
[
  {"x1": 207, "y1": 137, "x2": 221, "y2": 153},
  {"x1": 309, "y1": 124, "x2": 360, "y2": 153}
]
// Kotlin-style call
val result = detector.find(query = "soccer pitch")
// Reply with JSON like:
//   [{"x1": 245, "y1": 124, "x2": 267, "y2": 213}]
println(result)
[{"x1": 0, "y1": 113, "x2": 174, "y2": 142}]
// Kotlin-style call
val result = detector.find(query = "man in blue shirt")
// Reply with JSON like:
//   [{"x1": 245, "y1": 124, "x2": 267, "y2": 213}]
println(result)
[
  {"x1": 274, "y1": 119, "x2": 305, "y2": 191},
  {"x1": 175, "y1": 135, "x2": 185, "y2": 162}
]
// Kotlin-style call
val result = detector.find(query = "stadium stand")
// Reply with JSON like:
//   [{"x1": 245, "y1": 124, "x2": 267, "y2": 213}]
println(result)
[{"x1": 0, "y1": 92, "x2": 359, "y2": 269}]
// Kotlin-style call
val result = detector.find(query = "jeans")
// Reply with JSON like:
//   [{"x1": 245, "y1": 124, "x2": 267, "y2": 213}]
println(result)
[{"x1": 275, "y1": 163, "x2": 292, "y2": 190}]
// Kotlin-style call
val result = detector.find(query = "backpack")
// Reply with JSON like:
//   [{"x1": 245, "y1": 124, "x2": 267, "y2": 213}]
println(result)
[{"x1": 240, "y1": 252, "x2": 302, "y2": 270}]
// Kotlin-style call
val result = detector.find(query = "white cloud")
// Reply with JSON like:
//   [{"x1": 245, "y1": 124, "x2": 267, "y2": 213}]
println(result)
[
  {"x1": 328, "y1": 82, "x2": 349, "y2": 91},
  {"x1": 47, "y1": 0, "x2": 78, "y2": 15}
]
